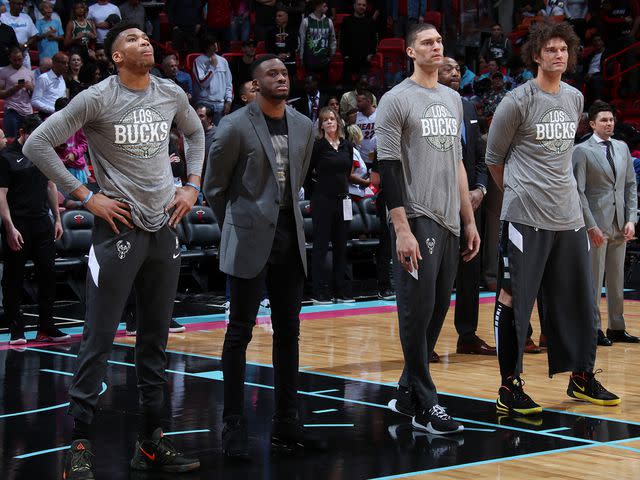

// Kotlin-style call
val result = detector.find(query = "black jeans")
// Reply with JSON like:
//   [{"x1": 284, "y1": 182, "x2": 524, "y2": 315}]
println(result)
[
  {"x1": 1, "y1": 215, "x2": 56, "y2": 332},
  {"x1": 311, "y1": 193, "x2": 349, "y2": 298},
  {"x1": 376, "y1": 193, "x2": 393, "y2": 292},
  {"x1": 223, "y1": 210, "x2": 304, "y2": 421}
]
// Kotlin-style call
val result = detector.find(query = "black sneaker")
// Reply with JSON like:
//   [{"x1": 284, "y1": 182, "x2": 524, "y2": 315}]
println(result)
[
  {"x1": 63, "y1": 439, "x2": 94, "y2": 480},
  {"x1": 9, "y1": 329, "x2": 26, "y2": 345},
  {"x1": 271, "y1": 417, "x2": 328, "y2": 452},
  {"x1": 222, "y1": 416, "x2": 249, "y2": 459},
  {"x1": 311, "y1": 296, "x2": 333, "y2": 305},
  {"x1": 567, "y1": 370, "x2": 620, "y2": 406},
  {"x1": 378, "y1": 289, "x2": 396, "y2": 301},
  {"x1": 412, "y1": 405, "x2": 463, "y2": 435},
  {"x1": 168, "y1": 320, "x2": 186, "y2": 333},
  {"x1": 130, "y1": 428, "x2": 200, "y2": 472},
  {"x1": 335, "y1": 296, "x2": 355, "y2": 303},
  {"x1": 496, "y1": 376, "x2": 542, "y2": 416},
  {"x1": 387, "y1": 386, "x2": 415, "y2": 417},
  {"x1": 36, "y1": 327, "x2": 71, "y2": 342}
]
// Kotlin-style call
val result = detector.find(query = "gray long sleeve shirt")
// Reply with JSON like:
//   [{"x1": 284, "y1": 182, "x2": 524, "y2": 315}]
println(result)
[{"x1": 24, "y1": 75, "x2": 205, "y2": 232}]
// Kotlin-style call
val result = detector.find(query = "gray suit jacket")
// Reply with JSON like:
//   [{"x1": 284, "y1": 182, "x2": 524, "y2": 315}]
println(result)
[
  {"x1": 572, "y1": 135, "x2": 637, "y2": 235},
  {"x1": 203, "y1": 101, "x2": 315, "y2": 279}
]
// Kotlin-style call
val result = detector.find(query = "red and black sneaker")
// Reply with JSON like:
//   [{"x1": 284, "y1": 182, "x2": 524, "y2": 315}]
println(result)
[
  {"x1": 567, "y1": 370, "x2": 621, "y2": 406},
  {"x1": 130, "y1": 428, "x2": 200, "y2": 472},
  {"x1": 496, "y1": 376, "x2": 543, "y2": 416},
  {"x1": 63, "y1": 439, "x2": 94, "y2": 480}
]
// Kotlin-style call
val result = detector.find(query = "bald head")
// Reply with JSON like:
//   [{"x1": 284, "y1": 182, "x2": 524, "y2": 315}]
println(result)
[{"x1": 437, "y1": 57, "x2": 461, "y2": 91}]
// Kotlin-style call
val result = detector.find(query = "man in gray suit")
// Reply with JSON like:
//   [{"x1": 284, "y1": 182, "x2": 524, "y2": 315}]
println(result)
[
  {"x1": 573, "y1": 100, "x2": 639, "y2": 345},
  {"x1": 204, "y1": 54, "x2": 324, "y2": 459}
]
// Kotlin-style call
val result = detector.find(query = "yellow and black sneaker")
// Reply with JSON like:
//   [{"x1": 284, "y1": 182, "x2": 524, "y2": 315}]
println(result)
[
  {"x1": 496, "y1": 376, "x2": 543, "y2": 416},
  {"x1": 567, "y1": 370, "x2": 621, "y2": 406}
]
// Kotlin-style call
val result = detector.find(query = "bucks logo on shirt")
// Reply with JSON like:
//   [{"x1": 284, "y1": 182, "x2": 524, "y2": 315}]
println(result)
[
  {"x1": 421, "y1": 103, "x2": 458, "y2": 152},
  {"x1": 535, "y1": 107, "x2": 577, "y2": 154},
  {"x1": 114, "y1": 107, "x2": 170, "y2": 158}
]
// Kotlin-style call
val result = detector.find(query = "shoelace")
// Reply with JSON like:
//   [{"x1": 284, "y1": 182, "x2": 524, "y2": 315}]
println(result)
[
  {"x1": 156, "y1": 435, "x2": 180, "y2": 457},
  {"x1": 510, "y1": 377, "x2": 535, "y2": 403},
  {"x1": 71, "y1": 448, "x2": 93, "y2": 471},
  {"x1": 429, "y1": 404, "x2": 451, "y2": 420},
  {"x1": 587, "y1": 369, "x2": 607, "y2": 394}
]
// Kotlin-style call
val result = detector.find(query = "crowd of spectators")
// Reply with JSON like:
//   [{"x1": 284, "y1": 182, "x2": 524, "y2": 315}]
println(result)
[{"x1": 0, "y1": 0, "x2": 638, "y2": 302}]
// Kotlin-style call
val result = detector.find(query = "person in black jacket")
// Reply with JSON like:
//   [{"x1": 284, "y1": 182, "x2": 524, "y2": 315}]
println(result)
[
  {"x1": 438, "y1": 57, "x2": 496, "y2": 356},
  {"x1": 340, "y1": 0, "x2": 377, "y2": 88},
  {"x1": 310, "y1": 106, "x2": 354, "y2": 304},
  {"x1": 266, "y1": 6, "x2": 299, "y2": 87}
]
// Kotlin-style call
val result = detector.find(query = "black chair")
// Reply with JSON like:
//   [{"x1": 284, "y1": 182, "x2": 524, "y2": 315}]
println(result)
[
  {"x1": 299, "y1": 200, "x2": 314, "y2": 251},
  {"x1": 54, "y1": 209, "x2": 95, "y2": 301},
  {"x1": 179, "y1": 206, "x2": 220, "y2": 289}
]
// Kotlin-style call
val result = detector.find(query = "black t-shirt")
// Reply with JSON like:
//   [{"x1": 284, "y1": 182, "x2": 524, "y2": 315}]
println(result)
[
  {"x1": 0, "y1": 141, "x2": 50, "y2": 219},
  {"x1": 0, "y1": 23, "x2": 18, "y2": 68},
  {"x1": 310, "y1": 137, "x2": 352, "y2": 197},
  {"x1": 264, "y1": 113, "x2": 293, "y2": 208}
]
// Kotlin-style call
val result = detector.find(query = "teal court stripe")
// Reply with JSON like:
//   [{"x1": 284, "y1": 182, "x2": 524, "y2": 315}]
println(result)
[
  {"x1": 15, "y1": 445, "x2": 70, "y2": 459},
  {"x1": 164, "y1": 429, "x2": 210, "y2": 437},
  {"x1": 107, "y1": 360, "x2": 135, "y2": 367},
  {"x1": 303, "y1": 424, "x2": 354, "y2": 427},
  {"x1": 464, "y1": 427, "x2": 496, "y2": 432},
  {"x1": 40, "y1": 369, "x2": 73, "y2": 376},
  {"x1": 313, "y1": 409, "x2": 338, "y2": 414},
  {"x1": 540, "y1": 427, "x2": 571, "y2": 433},
  {"x1": 368, "y1": 443, "x2": 597, "y2": 479},
  {"x1": 308, "y1": 389, "x2": 340, "y2": 394},
  {"x1": 25, "y1": 347, "x2": 77, "y2": 357}
]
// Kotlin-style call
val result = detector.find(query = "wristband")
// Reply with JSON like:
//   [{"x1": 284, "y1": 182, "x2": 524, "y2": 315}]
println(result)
[
  {"x1": 81, "y1": 190, "x2": 93, "y2": 206},
  {"x1": 185, "y1": 182, "x2": 201, "y2": 193}
]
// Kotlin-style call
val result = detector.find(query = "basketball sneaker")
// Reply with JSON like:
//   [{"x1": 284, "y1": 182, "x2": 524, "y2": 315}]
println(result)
[
  {"x1": 63, "y1": 439, "x2": 94, "y2": 480},
  {"x1": 168, "y1": 320, "x2": 186, "y2": 333},
  {"x1": 412, "y1": 405, "x2": 463, "y2": 435},
  {"x1": 388, "y1": 385, "x2": 415, "y2": 417},
  {"x1": 35, "y1": 327, "x2": 71, "y2": 342},
  {"x1": 222, "y1": 416, "x2": 249, "y2": 459},
  {"x1": 9, "y1": 329, "x2": 26, "y2": 345},
  {"x1": 130, "y1": 428, "x2": 200, "y2": 472},
  {"x1": 496, "y1": 376, "x2": 542, "y2": 416},
  {"x1": 271, "y1": 417, "x2": 328, "y2": 452},
  {"x1": 567, "y1": 370, "x2": 620, "y2": 406}
]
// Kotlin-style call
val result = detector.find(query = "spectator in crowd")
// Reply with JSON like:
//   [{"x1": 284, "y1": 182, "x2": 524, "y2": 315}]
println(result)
[
  {"x1": 205, "y1": 0, "x2": 231, "y2": 52},
  {"x1": 33, "y1": 54, "x2": 51, "y2": 80},
  {"x1": 265, "y1": 5, "x2": 298, "y2": 84},
  {"x1": 584, "y1": 34, "x2": 605, "y2": 107},
  {"x1": 295, "y1": 74, "x2": 328, "y2": 124},
  {"x1": 161, "y1": 53, "x2": 193, "y2": 101},
  {"x1": 438, "y1": 56, "x2": 495, "y2": 356},
  {"x1": 35, "y1": 1, "x2": 63, "y2": 61},
  {"x1": 118, "y1": 0, "x2": 145, "y2": 31},
  {"x1": 64, "y1": 1, "x2": 96, "y2": 54},
  {"x1": 279, "y1": 0, "x2": 306, "y2": 31},
  {"x1": 229, "y1": 38, "x2": 256, "y2": 89},
  {"x1": 480, "y1": 23, "x2": 513, "y2": 65},
  {"x1": 254, "y1": 0, "x2": 277, "y2": 41},
  {"x1": 93, "y1": 44, "x2": 114, "y2": 78},
  {"x1": 230, "y1": 0, "x2": 250, "y2": 42},
  {"x1": 457, "y1": 54, "x2": 476, "y2": 92},
  {"x1": 193, "y1": 33, "x2": 233, "y2": 125},
  {"x1": 573, "y1": 100, "x2": 639, "y2": 346},
  {"x1": 0, "y1": 0, "x2": 38, "y2": 68},
  {"x1": 340, "y1": 0, "x2": 377, "y2": 87},
  {"x1": 75, "y1": 60, "x2": 100, "y2": 94},
  {"x1": 343, "y1": 107, "x2": 357, "y2": 126},
  {"x1": 166, "y1": 0, "x2": 202, "y2": 61},
  {"x1": 507, "y1": 55, "x2": 534, "y2": 88},
  {"x1": 53, "y1": 96, "x2": 88, "y2": 184},
  {"x1": 0, "y1": 46, "x2": 33, "y2": 137},
  {"x1": 564, "y1": 0, "x2": 589, "y2": 38},
  {"x1": 87, "y1": 0, "x2": 120, "y2": 45},
  {"x1": 232, "y1": 78, "x2": 256, "y2": 111},
  {"x1": 299, "y1": 0, "x2": 336, "y2": 83},
  {"x1": 0, "y1": 114, "x2": 66, "y2": 345},
  {"x1": 539, "y1": 0, "x2": 565, "y2": 16},
  {"x1": 309, "y1": 106, "x2": 354, "y2": 304},
  {"x1": 339, "y1": 74, "x2": 377, "y2": 113},
  {"x1": 481, "y1": 72, "x2": 507, "y2": 119},
  {"x1": 346, "y1": 123, "x2": 373, "y2": 198},
  {"x1": 478, "y1": 57, "x2": 502, "y2": 80},
  {"x1": 325, "y1": 95, "x2": 342, "y2": 123},
  {"x1": 355, "y1": 89, "x2": 376, "y2": 165},
  {"x1": 0, "y1": 20, "x2": 17, "y2": 68},
  {"x1": 196, "y1": 104, "x2": 216, "y2": 166},
  {"x1": 65, "y1": 50, "x2": 82, "y2": 97},
  {"x1": 32, "y1": 51, "x2": 67, "y2": 116}
]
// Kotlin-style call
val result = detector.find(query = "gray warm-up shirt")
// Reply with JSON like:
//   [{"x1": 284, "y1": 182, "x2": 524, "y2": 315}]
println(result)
[
  {"x1": 485, "y1": 80, "x2": 584, "y2": 230},
  {"x1": 376, "y1": 78, "x2": 464, "y2": 236},
  {"x1": 24, "y1": 75, "x2": 205, "y2": 232}
]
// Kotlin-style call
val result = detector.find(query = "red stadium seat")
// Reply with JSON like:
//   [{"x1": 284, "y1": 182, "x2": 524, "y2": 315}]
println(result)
[{"x1": 423, "y1": 11, "x2": 442, "y2": 30}]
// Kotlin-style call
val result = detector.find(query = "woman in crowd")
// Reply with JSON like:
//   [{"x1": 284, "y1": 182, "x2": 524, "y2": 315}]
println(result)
[{"x1": 309, "y1": 107, "x2": 354, "y2": 304}]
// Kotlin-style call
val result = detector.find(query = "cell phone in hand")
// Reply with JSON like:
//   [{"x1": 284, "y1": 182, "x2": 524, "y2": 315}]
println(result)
[{"x1": 17, "y1": 79, "x2": 24, "y2": 85}]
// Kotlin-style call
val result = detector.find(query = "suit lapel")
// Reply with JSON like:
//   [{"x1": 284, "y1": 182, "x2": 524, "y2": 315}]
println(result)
[
  {"x1": 248, "y1": 102, "x2": 279, "y2": 179},
  {"x1": 285, "y1": 106, "x2": 301, "y2": 192},
  {"x1": 587, "y1": 135, "x2": 615, "y2": 183}
]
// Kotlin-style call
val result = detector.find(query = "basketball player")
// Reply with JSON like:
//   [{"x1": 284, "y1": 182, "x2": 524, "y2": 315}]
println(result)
[
  {"x1": 24, "y1": 22, "x2": 205, "y2": 478},
  {"x1": 486, "y1": 22, "x2": 620, "y2": 417},
  {"x1": 378, "y1": 23, "x2": 480, "y2": 434}
]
